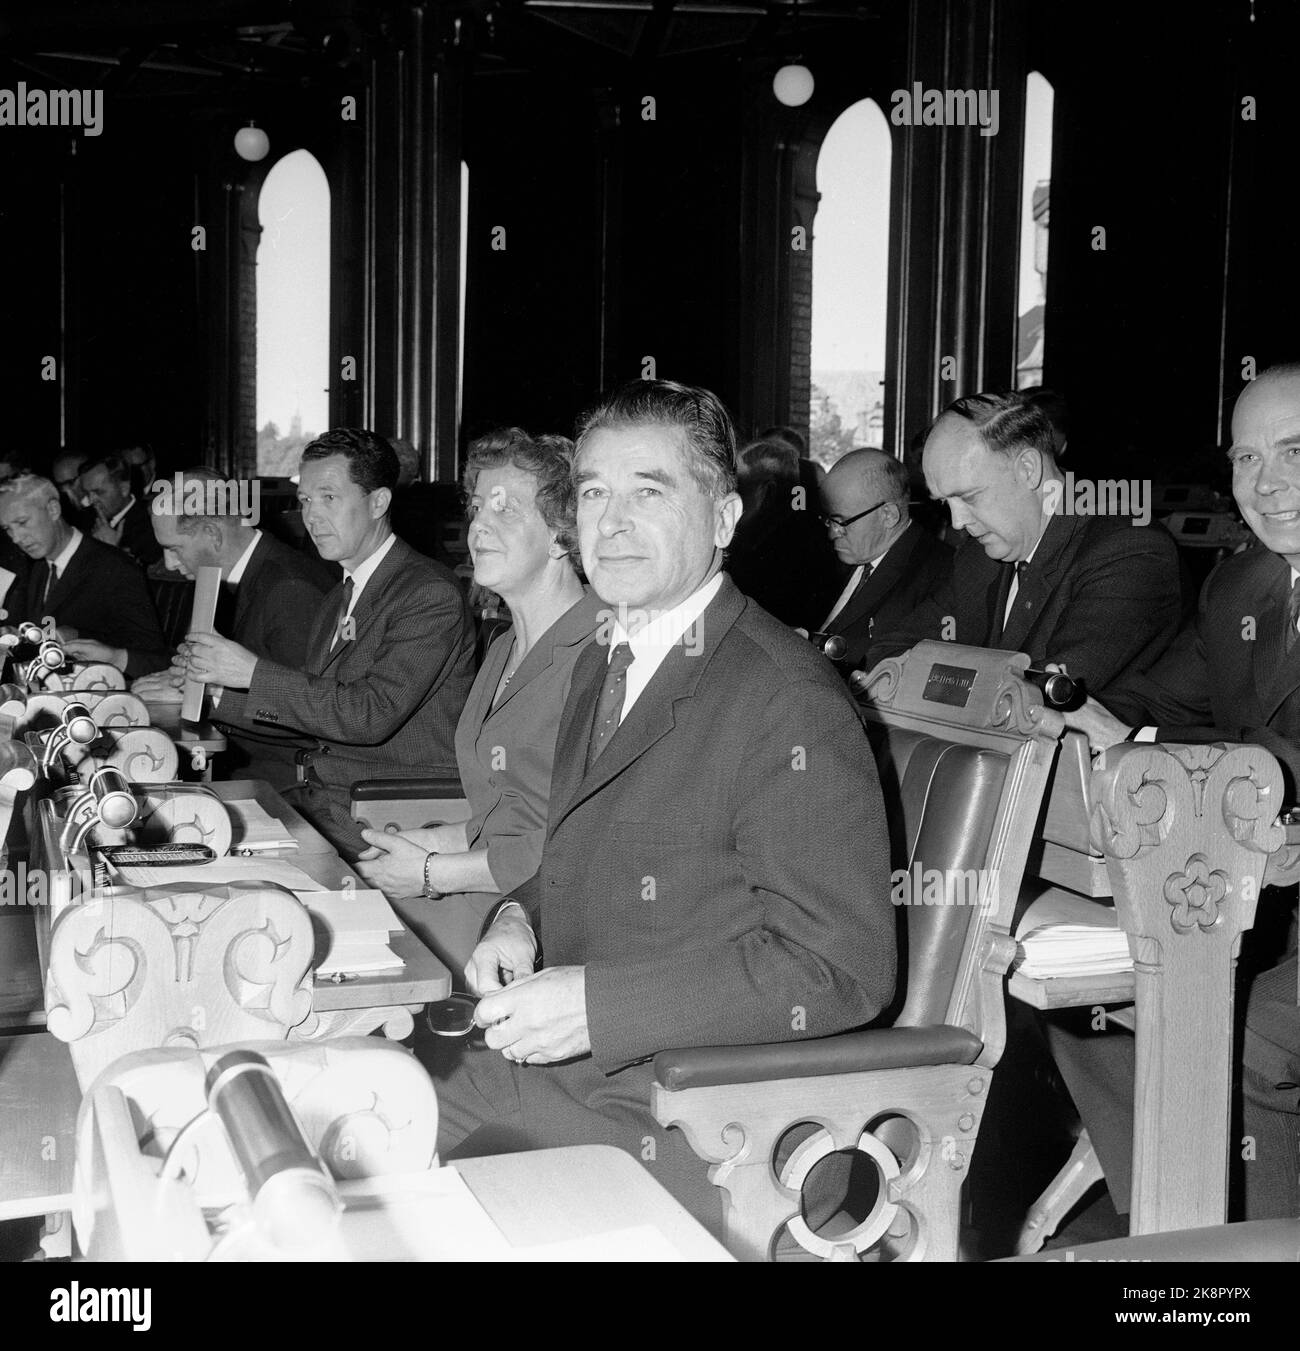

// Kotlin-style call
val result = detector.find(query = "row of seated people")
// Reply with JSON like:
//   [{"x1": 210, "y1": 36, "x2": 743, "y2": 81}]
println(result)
[{"x1": 3, "y1": 373, "x2": 1297, "y2": 1244}]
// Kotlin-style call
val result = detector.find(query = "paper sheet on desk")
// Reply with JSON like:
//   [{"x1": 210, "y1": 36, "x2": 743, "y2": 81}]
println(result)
[
  {"x1": 337, "y1": 1168, "x2": 515, "y2": 1261},
  {"x1": 307, "y1": 888, "x2": 404, "y2": 942},
  {"x1": 225, "y1": 798, "x2": 298, "y2": 851},
  {"x1": 308, "y1": 889, "x2": 404, "y2": 975},
  {"x1": 110, "y1": 856, "x2": 325, "y2": 891}
]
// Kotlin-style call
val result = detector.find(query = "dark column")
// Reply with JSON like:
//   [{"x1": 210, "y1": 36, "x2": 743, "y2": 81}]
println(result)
[
  {"x1": 885, "y1": 0, "x2": 1027, "y2": 456},
  {"x1": 356, "y1": 5, "x2": 464, "y2": 481}
]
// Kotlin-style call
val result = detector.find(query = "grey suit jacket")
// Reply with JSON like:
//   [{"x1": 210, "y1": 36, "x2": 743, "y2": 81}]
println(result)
[
  {"x1": 456, "y1": 589, "x2": 604, "y2": 896},
  {"x1": 510, "y1": 573, "x2": 897, "y2": 1072},
  {"x1": 216, "y1": 534, "x2": 476, "y2": 791}
]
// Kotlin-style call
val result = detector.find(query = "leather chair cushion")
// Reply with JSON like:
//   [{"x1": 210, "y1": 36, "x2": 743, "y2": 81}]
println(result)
[
  {"x1": 654, "y1": 1024, "x2": 984, "y2": 1091},
  {"x1": 891, "y1": 738, "x2": 1008, "y2": 1026}
]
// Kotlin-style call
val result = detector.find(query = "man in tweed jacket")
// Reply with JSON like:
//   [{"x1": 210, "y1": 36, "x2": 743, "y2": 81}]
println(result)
[
  {"x1": 183, "y1": 429, "x2": 475, "y2": 856},
  {"x1": 425, "y1": 381, "x2": 896, "y2": 1230}
]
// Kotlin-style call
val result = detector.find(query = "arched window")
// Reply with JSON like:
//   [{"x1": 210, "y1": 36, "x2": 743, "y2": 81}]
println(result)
[
  {"x1": 810, "y1": 98, "x2": 892, "y2": 468},
  {"x1": 1016, "y1": 72, "x2": 1054, "y2": 389},
  {"x1": 255, "y1": 149, "x2": 331, "y2": 475}
]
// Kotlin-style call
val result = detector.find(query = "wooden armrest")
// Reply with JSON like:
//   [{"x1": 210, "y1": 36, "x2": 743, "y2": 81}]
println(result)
[
  {"x1": 350, "y1": 776, "x2": 464, "y2": 802},
  {"x1": 653, "y1": 1025, "x2": 984, "y2": 1092}
]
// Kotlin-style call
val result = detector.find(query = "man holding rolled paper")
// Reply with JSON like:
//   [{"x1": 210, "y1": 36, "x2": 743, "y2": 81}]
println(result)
[{"x1": 127, "y1": 466, "x2": 335, "y2": 790}]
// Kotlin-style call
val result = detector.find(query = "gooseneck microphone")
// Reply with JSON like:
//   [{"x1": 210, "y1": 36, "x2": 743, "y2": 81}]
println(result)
[{"x1": 205, "y1": 1050, "x2": 342, "y2": 1253}]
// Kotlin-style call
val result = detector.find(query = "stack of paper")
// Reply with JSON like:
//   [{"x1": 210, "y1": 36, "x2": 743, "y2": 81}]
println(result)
[
  {"x1": 308, "y1": 888, "x2": 406, "y2": 976},
  {"x1": 1014, "y1": 890, "x2": 1134, "y2": 979},
  {"x1": 226, "y1": 798, "x2": 298, "y2": 852}
]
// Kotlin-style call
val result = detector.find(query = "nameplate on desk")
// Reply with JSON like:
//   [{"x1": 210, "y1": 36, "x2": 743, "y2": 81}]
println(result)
[{"x1": 922, "y1": 662, "x2": 977, "y2": 709}]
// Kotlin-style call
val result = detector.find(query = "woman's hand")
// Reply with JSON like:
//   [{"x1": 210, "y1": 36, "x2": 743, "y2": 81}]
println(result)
[{"x1": 354, "y1": 829, "x2": 436, "y2": 899}]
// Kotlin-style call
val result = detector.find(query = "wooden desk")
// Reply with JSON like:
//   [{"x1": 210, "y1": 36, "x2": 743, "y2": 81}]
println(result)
[
  {"x1": 142, "y1": 701, "x2": 226, "y2": 780},
  {"x1": 4, "y1": 780, "x2": 451, "y2": 1036},
  {"x1": 0, "y1": 1032, "x2": 78, "y2": 1248},
  {"x1": 208, "y1": 780, "x2": 452, "y2": 1036},
  {"x1": 455, "y1": 1146, "x2": 732, "y2": 1260}
]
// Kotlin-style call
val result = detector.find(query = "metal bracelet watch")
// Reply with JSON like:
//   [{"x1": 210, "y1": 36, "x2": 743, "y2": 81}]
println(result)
[{"x1": 423, "y1": 851, "x2": 441, "y2": 899}]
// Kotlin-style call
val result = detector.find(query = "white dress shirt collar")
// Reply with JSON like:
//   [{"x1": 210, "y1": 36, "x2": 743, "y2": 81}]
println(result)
[
  {"x1": 49, "y1": 527, "x2": 83, "y2": 579},
  {"x1": 605, "y1": 572, "x2": 724, "y2": 723},
  {"x1": 225, "y1": 529, "x2": 263, "y2": 585},
  {"x1": 342, "y1": 532, "x2": 397, "y2": 603}
]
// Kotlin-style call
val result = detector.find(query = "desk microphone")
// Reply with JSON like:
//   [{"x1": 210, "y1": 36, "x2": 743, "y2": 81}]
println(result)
[
  {"x1": 60, "y1": 767, "x2": 140, "y2": 853},
  {"x1": 40, "y1": 702, "x2": 100, "y2": 772},
  {"x1": 1024, "y1": 667, "x2": 1088, "y2": 712},
  {"x1": 807, "y1": 631, "x2": 848, "y2": 662},
  {"x1": 205, "y1": 1050, "x2": 342, "y2": 1253}
]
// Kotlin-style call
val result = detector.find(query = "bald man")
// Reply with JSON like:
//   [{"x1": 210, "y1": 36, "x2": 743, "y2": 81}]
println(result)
[
  {"x1": 0, "y1": 474, "x2": 167, "y2": 672},
  {"x1": 863, "y1": 391, "x2": 1182, "y2": 702},
  {"x1": 1049, "y1": 362, "x2": 1300, "y2": 1221},
  {"x1": 817, "y1": 448, "x2": 951, "y2": 673}
]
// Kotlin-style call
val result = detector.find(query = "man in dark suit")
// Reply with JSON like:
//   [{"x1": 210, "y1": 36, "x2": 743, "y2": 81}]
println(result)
[
  {"x1": 79, "y1": 453, "x2": 164, "y2": 567},
  {"x1": 51, "y1": 452, "x2": 95, "y2": 533},
  {"x1": 725, "y1": 438, "x2": 842, "y2": 629},
  {"x1": 817, "y1": 448, "x2": 952, "y2": 673},
  {"x1": 0, "y1": 474, "x2": 168, "y2": 672},
  {"x1": 862, "y1": 391, "x2": 1182, "y2": 701},
  {"x1": 182, "y1": 429, "x2": 476, "y2": 857},
  {"x1": 1048, "y1": 363, "x2": 1300, "y2": 1221},
  {"x1": 426, "y1": 381, "x2": 897, "y2": 1233},
  {"x1": 125, "y1": 467, "x2": 335, "y2": 790}
]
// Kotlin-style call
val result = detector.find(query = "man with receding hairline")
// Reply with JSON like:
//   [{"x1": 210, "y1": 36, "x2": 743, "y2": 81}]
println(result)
[
  {"x1": 0, "y1": 473, "x2": 167, "y2": 672},
  {"x1": 127, "y1": 467, "x2": 335, "y2": 789},
  {"x1": 863, "y1": 389, "x2": 1181, "y2": 701},
  {"x1": 80, "y1": 453, "x2": 163, "y2": 567},
  {"x1": 425, "y1": 380, "x2": 896, "y2": 1233},
  {"x1": 816, "y1": 447, "x2": 951, "y2": 674},
  {"x1": 1047, "y1": 363, "x2": 1300, "y2": 1221},
  {"x1": 180, "y1": 429, "x2": 476, "y2": 856}
]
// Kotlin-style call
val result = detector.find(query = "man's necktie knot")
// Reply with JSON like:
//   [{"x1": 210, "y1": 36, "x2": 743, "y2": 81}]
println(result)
[{"x1": 586, "y1": 642, "x2": 635, "y2": 771}]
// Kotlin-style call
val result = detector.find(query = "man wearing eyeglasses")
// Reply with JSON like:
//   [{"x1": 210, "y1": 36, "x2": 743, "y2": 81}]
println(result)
[
  {"x1": 861, "y1": 391, "x2": 1182, "y2": 702},
  {"x1": 51, "y1": 452, "x2": 94, "y2": 532},
  {"x1": 816, "y1": 448, "x2": 951, "y2": 673}
]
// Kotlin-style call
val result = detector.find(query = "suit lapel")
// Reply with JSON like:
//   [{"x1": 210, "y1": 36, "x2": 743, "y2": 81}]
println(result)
[
  {"x1": 1250, "y1": 553, "x2": 1300, "y2": 720},
  {"x1": 45, "y1": 538, "x2": 90, "y2": 614},
  {"x1": 484, "y1": 591, "x2": 603, "y2": 722},
  {"x1": 548, "y1": 641, "x2": 608, "y2": 827},
  {"x1": 309, "y1": 578, "x2": 347, "y2": 674},
  {"x1": 548, "y1": 578, "x2": 745, "y2": 832},
  {"x1": 230, "y1": 534, "x2": 268, "y2": 632},
  {"x1": 313, "y1": 537, "x2": 405, "y2": 674},
  {"x1": 829, "y1": 527, "x2": 913, "y2": 637},
  {"x1": 1000, "y1": 513, "x2": 1084, "y2": 652}
]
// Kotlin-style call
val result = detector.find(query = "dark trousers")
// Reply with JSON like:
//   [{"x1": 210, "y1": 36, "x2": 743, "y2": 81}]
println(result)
[
  {"x1": 279, "y1": 778, "x2": 370, "y2": 860},
  {"x1": 419, "y1": 1033, "x2": 724, "y2": 1239},
  {"x1": 1047, "y1": 954, "x2": 1300, "y2": 1220}
]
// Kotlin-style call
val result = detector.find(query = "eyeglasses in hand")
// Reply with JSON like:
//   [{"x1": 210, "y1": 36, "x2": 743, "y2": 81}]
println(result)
[{"x1": 425, "y1": 992, "x2": 482, "y2": 1037}]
